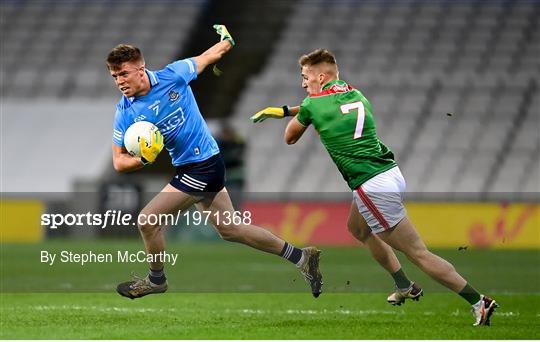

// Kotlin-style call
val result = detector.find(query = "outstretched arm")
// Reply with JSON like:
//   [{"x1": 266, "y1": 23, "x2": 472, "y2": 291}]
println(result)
[
  {"x1": 251, "y1": 105, "x2": 300, "y2": 123},
  {"x1": 287, "y1": 106, "x2": 300, "y2": 116},
  {"x1": 250, "y1": 104, "x2": 304, "y2": 142},
  {"x1": 193, "y1": 25, "x2": 235, "y2": 75},
  {"x1": 193, "y1": 40, "x2": 233, "y2": 75}
]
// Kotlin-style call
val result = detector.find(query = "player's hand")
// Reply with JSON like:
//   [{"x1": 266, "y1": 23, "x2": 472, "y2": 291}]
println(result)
[
  {"x1": 251, "y1": 106, "x2": 289, "y2": 123},
  {"x1": 213, "y1": 24, "x2": 235, "y2": 46},
  {"x1": 139, "y1": 130, "x2": 164, "y2": 165}
]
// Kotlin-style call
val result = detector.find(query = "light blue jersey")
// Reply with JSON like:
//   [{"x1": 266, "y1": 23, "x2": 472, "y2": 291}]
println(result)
[{"x1": 112, "y1": 58, "x2": 219, "y2": 166}]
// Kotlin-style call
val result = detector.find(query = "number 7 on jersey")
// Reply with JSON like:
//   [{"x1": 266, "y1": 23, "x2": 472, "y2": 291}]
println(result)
[{"x1": 340, "y1": 101, "x2": 365, "y2": 139}]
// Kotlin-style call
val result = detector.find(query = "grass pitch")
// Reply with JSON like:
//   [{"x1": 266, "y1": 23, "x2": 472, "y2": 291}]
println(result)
[
  {"x1": 1, "y1": 293, "x2": 538, "y2": 339},
  {"x1": 1, "y1": 241, "x2": 539, "y2": 339}
]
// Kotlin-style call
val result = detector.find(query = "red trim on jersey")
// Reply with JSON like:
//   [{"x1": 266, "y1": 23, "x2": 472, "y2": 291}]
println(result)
[
  {"x1": 356, "y1": 186, "x2": 391, "y2": 230},
  {"x1": 310, "y1": 83, "x2": 354, "y2": 98}
]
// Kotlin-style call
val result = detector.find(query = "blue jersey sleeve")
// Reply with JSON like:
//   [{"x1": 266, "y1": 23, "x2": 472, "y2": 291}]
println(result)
[
  {"x1": 166, "y1": 58, "x2": 198, "y2": 84},
  {"x1": 112, "y1": 108, "x2": 127, "y2": 147}
]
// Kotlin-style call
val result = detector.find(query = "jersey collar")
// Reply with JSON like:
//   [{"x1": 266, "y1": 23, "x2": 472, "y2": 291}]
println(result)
[
  {"x1": 321, "y1": 79, "x2": 346, "y2": 90},
  {"x1": 127, "y1": 69, "x2": 159, "y2": 102},
  {"x1": 310, "y1": 80, "x2": 353, "y2": 98},
  {"x1": 146, "y1": 69, "x2": 159, "y2": 86}
]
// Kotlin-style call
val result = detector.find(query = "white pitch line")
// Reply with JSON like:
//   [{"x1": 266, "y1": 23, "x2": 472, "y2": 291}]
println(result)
[
  {"x1": 452, "y1": 309, "x2": 521, "y2": 317},
  {"x1": 228, "y1": 308, "x2": 406, "y2": 316},
  {"x1": 31, "y1": 305, "x2": 177, "y2": 313},
  {"x1": 30, "y1": 305, "x2": 530, "y2": 318},
  {"x1": 496, "y1": 311, "x2": 520, "y2": 316}
]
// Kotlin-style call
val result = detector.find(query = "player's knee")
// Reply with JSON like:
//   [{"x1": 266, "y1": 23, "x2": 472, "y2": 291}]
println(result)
[
  {"x1": 215, "y1": 223, "x2": 242, "y2": 242},
  {"x1": 137, "y1": 220, "x2": 159, "y2": 236},
  {"x1": 348, "y1": 223, "x2": 369, "y2": 242},
  {"x1": 405, "y1": 247, "x2": 430, "y2": 264}
]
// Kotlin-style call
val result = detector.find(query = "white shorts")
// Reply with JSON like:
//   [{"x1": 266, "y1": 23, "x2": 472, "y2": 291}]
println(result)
[{"x1": 352, "y1": 166, "x2": 407, "y2": 234}]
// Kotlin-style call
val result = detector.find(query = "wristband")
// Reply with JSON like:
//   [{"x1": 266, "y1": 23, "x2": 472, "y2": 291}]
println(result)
[{"x1": 282, "y1": 105, "x2": 291, "y2": 117}]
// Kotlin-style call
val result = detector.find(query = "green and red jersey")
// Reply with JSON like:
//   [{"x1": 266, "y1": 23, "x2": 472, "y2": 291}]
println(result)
[{"x1": 296, "y1": 80, "x2": 396, "y2": 190}]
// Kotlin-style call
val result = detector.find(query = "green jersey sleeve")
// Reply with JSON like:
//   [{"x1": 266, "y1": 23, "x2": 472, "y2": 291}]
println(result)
[{"x1": 296, "y1": 97, "x2": 312, "y2": 127}]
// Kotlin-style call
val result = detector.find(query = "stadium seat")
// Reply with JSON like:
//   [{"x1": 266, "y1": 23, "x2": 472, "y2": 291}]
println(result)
[
  {"x1": 2, "y1": 0, "x2": 205, "y2": 193},
  {"x1": 231, "y1": 0, "x2": 538, "y2": 199}
]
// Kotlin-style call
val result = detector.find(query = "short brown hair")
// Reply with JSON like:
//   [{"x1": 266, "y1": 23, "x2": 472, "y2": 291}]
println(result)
[
  {"x1": 106, "y1": 44, "x2": 144, "y2": 70},
  {"x1": 298, "y1": 49, "x2": 337, "y2": 67}
]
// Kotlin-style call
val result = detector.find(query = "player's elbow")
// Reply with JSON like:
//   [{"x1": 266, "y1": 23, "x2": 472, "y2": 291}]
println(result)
[
  {"x1": 112, "y1": 160, "x2": 124, "y2": 173},
  {"x1": 285, "y1": 119, "x2": 306, "y2": 145},
  {"x1": 285, "y1": 136, "x2": 297, "y2": 145},
  {"x1": 112, "y1": 158, "x2": 128, "y2": 173},
  {"x1": 284, "y1": 132, "x2": 298, "y2": 145}
]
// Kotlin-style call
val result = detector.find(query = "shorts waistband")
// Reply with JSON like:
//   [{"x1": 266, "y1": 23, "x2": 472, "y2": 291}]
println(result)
[{"x1": 175, "y1": 153, "x2": 221, "y2": 172}]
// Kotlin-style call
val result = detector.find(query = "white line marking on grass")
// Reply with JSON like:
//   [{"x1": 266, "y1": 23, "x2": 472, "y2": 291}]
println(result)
[
  {"x1": 452, "y1": 309, "x2": 520, "y2": 317},
  {"x1": 286, "y1": 309, "x2": 319, "y2": 315},
  {"x1": 229, "y1": 308, "x2": 406, "y2": 316},
  {"x1": 497, "y1": 311, "x2": 520, "y2": 316},
  {"x1": 31, "y1": 305, "x2": 177, "y2": 313},
  {"x1": 31, "y1": 305, "x2": 496, "y2": 318},
  {"x1": 230, "y1": 309, "x2": 447, "y2": 317},
  {"x1": 240, "y1": 309, "x2": 266, "y2": 314}
]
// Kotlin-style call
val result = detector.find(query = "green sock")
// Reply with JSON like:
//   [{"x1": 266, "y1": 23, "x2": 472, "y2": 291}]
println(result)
[
  {"x1": 391, "y1": 268, "x2": 412, "y2": 290},
  {"x1": 459, "y1": 283, "x2": 482, "y2": 305}
]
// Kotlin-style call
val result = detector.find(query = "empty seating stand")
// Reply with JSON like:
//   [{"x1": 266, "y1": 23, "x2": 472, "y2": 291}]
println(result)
[
  {"x1": 1, "y1": 0, "x2": 205, "y2": 193},
  {"x1": 231, "y1": 0, "x2": 539, "y2": 200}
]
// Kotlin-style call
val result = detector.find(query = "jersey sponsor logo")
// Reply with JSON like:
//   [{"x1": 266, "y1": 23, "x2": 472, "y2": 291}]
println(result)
[{"x1": 156, "y1": 107, "x2": 185, "y2": 134}]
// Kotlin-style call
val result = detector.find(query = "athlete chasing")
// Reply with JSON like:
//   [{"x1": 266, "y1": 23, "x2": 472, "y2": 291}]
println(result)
[
  {"x1": 251, "y1": 49, "x2": 497, "y2": 326},
  {"x1": 107, "y1": 26, "x2": 322, "y2": 299}
]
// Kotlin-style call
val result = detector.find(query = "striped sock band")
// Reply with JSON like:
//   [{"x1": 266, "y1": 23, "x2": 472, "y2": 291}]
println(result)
[{"x1": 280, "y1": 242, "x2": 303, "y2": 264}]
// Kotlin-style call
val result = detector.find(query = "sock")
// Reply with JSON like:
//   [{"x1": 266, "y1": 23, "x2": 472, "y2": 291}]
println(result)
[
  {"x1": 280, "y1": 242, "x2": 303, "y2": 265},
  {"x1": 295, "y1": 253, "x2": 305, "y2": 267},
  {"x1": 459, "y1": 283, "x2": 482, "y2": 305},
  {"x1": 148, "y1": 268, "x2": 166, "y2": 285},
  {"x1": 391, "y1": 268, "x2": 412, "y2": 290}
]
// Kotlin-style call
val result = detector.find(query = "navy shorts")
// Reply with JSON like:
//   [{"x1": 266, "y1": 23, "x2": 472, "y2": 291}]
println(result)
[{"x1": 169, "y1": 153, "x2": 226, "y2": 197}]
